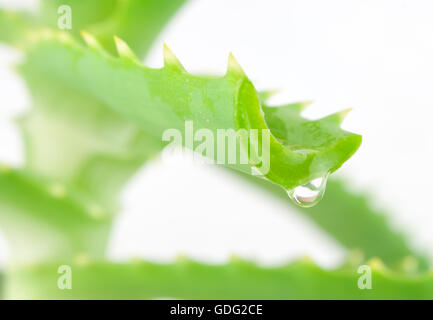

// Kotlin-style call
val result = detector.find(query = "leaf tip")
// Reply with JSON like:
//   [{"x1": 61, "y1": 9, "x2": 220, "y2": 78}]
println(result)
[
  {"x1": 74, "y1": 253, "x2": 91, "y2": 266},
  {"x1": 347, "y1": 249, "x2": 365, "y2": 266},
  {"x1": 80, "y1": 30, "x2": 96, "y2": 45},
  {"x1": 0, "y1": 163, "x2": 11, "y2": 174},
  {"x1": 227, "y1": 52, "x2": 246, "y2": 78},
  {"x1": 299, "y1": 100, "x2": 314, "y2": 111},
  {"x1": 130, "y1": 256, "x2": 143, "y2": 265},
  {"x1": 229, "y1": 254, "x2": 243, "y2": 264},
  {"x1": 114, "y1": 35, "x2": 138, "y2": 62},
  {"x1": 338, "y1": 108, "x2": 353, "y2": 123},
  {"x1": 163, "y1": 43, "x2": 185, "y2": 71},
  {"x1": 175, "y1": 254, "x2": 191, "y2": 264},
  {"x1": 401, "y1": 256, "x2": 419, "y2": 273},
  {"x1": 259, "y1": 89, "x2": 280, "y2": 103},
  {"x1": 317, "y1": 107, "x2": 353, "y2": 126},
  {"x1": 367, "y1": 257, "x2": 385, "y2": 271},
  {"x1": 80, "y1": 30, "x2": 102, "y2": 51},
  {"x1": 300, "y1": 256, "x2": 314, "y2": 265}
]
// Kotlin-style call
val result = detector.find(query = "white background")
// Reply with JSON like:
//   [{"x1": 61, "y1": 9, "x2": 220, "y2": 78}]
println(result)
[{"x1": 0, "y1": 0, "x2": 432, "y2": 267}]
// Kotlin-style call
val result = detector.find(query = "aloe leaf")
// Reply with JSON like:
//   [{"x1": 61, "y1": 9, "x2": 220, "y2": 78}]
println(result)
[
  {"x1": 0, "y1": 9, "x2": 35, "y2": 46},
  {"x1": 262, "y1": 101, "x2": 360, "y2": 175},
  {"x1": 254, "y1": 96, "x2": 429, "y2": 269},
  {"x1": 0, "y1": 167, "x2": 112, "y2": 264},
  {"x1": 19, "y1": 31, "x2": 361, "y2": 191},
  {"x1": 38, "y1": 0, "x2": 187, "y2": 58},
  {"x1": 1, "y1": 1, "x2": 187, "y2": 58},
  {"x1": 303, "y1": 179, "x2": 430, "y2": 271},
  {"x1": 39, "y1": 0, "x2": 119, "y2": 31},
  {"x1": 17, "y1": 75, "x2": 162, "y2": 208},
  {"x1": 0, "y1": 1, "x2": 185, "y2": 207},
  {"x1": 5, "y1": 258, "x2": 433, "y2": 299},
  {"x1": 92, "y1": 0, "x2": 187, "y2": 58},
  {"x1": 0, "y1": 1, "x2": 185, "y2": 268},
  {"x1": 234, "y1": 169, "x2": 429, "y2": 270}
]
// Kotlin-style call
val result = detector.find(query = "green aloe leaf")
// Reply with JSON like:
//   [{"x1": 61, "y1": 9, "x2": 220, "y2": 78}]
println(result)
[
  {"x1": 5, "y1": 258, "x2": 433, "y2": 299},
  {"x1": 235, "y1": 170, "x2": 429, "y2": 271},
  {"x1": 0, "y1": 9, "x2": 34, "y2": 46},
  {"x1": 19, "y1": 30, "x2": 361, "y2": 191},
  {"x1": 303, "y1": 179, "x2": 430, "y2": 271},
  {"x1": 0, "y1": 1, "x2": 182, "y2": 208},
  {"x1": 39, "y1": 0, "x2": 119, "y2": 31},
  {"x1": 39, "y1": 0, "x2": 187, "y2": 58},
  {"x1": 17, "y1": 74, "x2": 162, "y2": 208},
  {"x1": 0, "y1": 167, "x2": 112, "y2": 264},
  {"x1": 262, "y1": 101, "x2": 359, "y2": 175}
]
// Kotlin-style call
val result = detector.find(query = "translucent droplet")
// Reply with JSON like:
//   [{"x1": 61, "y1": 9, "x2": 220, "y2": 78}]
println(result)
[{"x1": 287, "y1": 173, "x2": 329, "y2": 208}]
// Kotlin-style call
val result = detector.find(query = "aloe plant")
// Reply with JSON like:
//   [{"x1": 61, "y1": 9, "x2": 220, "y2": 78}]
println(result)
[{"x1": 0, "y1": 0, "x2": 430, "y2": 299}]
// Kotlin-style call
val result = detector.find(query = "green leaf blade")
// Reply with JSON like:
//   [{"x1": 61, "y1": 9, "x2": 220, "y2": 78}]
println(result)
[
  {"x1": 5, "y1": 258, "x2": 433, "y2": 299},
  {"x1": 20, "y1": 31, "x2": 362, "y2": 191}
]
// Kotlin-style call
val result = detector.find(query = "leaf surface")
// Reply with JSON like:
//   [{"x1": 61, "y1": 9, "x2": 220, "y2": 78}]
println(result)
[
  {"x1": 20, "y1": 31, "x2": 361, "y2": 190},
  {"x1": 6, "y1": 258, "x2": 433, "y2": 299}
]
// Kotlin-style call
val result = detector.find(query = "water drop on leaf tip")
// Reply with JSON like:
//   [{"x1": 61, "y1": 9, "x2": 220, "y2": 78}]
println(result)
[{"x1": 287, "y1": 173, "x2": 329, "y2": 208}]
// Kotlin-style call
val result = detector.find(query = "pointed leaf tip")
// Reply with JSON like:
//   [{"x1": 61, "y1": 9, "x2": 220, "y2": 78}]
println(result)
[
  {"x1": 401, "y1": 256, "x2": 419, "y2": 273},
  {"x1": 300, "y1": 256, "x2": 314, "y2": 264},
  {"x1": 368, "y1": 257, "x2": 385, "y2": 271},
  {"x1": 229, "y1": 254, "x2": 243, "y2": 263},
  {"x1": 163, "y1": 44, "x2": 185, "y2": 71},
  {"x1": 317, "y1": 108, "x2": 353, "y2": 126},
  {"x1": 114, "y1": 35, "x2": 138, "y2": 61},
  {"x1": 74, "y1": 253, "x2": 91, "y2": 266},
  {"x1": 175, "y1": 254, "x2": 190, "y2": 264},
  {"x1": 0, "y1": 163, "x2": 11, "y2": 173},
  {"x1": 227, "y1": 52, "x2": 246, "y2": 77},
  {"x1": 338, "y1": 108, "x2": 353, "y2": 123},
  {"x1": 259, "y1": 89, "x2": 280, "y2": 103},
  {"x1": 298, "y1": 100, "x2": 314, "y2": 111},
  {"x1": 80, "y1": 31, "x2": 102, "y2": 50}
]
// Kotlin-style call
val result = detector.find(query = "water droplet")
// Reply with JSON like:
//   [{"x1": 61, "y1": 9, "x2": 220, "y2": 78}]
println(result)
[{"x1": 287, "y1": 173, "x2": 329, "y2": 208}]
